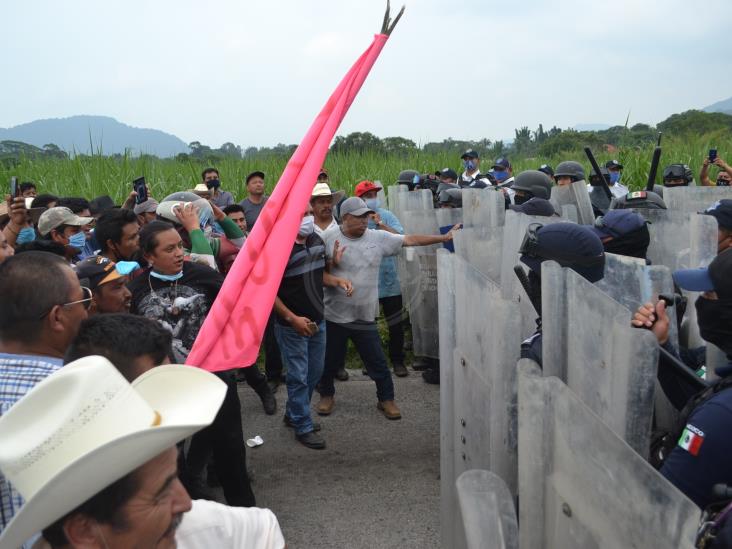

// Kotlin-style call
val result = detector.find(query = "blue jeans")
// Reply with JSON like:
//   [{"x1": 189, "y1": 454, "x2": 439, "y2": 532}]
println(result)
[
  {"x1": 274, "y1": 320, "x2": 326, "y2": 435},
  {"x1": 319, "y1": 320, "x2": 395, "y2": 402}
]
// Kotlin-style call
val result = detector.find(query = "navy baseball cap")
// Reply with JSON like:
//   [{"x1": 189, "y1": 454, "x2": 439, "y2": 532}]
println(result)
[
  {"x1": 492, "y1": 157, "x2": 511, "y2": 170},
  {"x1": 520, "y1": 223, "x2": 605, "y2": 283},
  {"x1": 509, "y1": 197, "x2": 556, "y2": 217},
  {"x1": 673, "y1": 249, "x2": 732, "y2": 299},
  {"x1": 702, "y1": 199, "x2": 732, "y2": 231},
  {"x1": 605, "y1": 160, "x2": 624, "y2": 170},
  {"x1": 461, "y1": 149, "x2": 479, "y2": 160},
  {"x1": 440, "y1": 168, "x2": 458, "y2": 180},
  {"x1": 591, "y1": 210, "x2": 646, "y2": 239},
  {"x1": 538, "y1": 164, "x2": 554, "y2": 177}
]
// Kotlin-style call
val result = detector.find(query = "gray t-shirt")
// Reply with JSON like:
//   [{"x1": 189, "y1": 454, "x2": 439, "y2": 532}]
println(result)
[
  {"x1": 322, "y1": 226, "x2": 404, "y2": 323},
  {"x1": 238, "y1": 197, "x2": 268, "y2": 229}
]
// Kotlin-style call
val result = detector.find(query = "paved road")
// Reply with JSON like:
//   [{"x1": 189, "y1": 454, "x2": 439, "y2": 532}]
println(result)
[{"x1": 237, "y1": 370, "x2": 441, "y2": 549}]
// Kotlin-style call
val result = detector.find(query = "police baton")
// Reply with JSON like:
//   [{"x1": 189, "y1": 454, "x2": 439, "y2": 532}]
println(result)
[
  {"x1": 646, "y1": 134, "x2": 663, "y2": 192},
  {"x1": 583, "y1": 147, "x2": 613, "y2": 201}
]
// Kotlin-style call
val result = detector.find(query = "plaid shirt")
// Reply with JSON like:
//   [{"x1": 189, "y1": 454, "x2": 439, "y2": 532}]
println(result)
[{"x1": 0, "y1": 353, "x2": 63, "y2": 534}]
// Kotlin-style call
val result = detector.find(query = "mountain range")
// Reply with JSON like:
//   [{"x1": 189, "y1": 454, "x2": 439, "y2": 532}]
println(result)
[
  {"x1": 0, "y1": 115, "x2": 189, "y2": 157},
  {"x1": 703, "y1": 96, "x2": 732, "y2": 116}
]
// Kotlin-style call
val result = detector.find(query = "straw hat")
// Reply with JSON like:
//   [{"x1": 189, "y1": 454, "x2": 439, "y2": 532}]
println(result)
[
  {"x1": 0, "y1": 355, "x2": 226, "y2": 548},
  {"x1": 311, "y1": 182, "x2": 345, "y2": 204}
]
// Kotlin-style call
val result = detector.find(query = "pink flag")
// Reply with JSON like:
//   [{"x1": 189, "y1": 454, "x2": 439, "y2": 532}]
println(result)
[{"x1": 186, "y1": 33, "x2": 390, "y2": 372}]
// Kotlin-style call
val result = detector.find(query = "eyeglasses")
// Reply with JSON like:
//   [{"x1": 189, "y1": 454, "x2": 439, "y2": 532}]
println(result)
[{"x1": 39, "y1": 286, "x2": 94, "y2": 318}]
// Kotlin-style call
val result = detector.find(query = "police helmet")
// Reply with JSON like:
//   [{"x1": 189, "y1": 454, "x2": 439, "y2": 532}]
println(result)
[
  {"x1": 662, "y1": 164, "x2": 693, "y2": 186},
  {"x1": 554, "y1": 161, "x2": 586, "y2": 182},
  {"x1": 589, "y1": 166, "x2": 611, "y2": 187},
  {"x1": 512, "y1": 170, "x2": 553, "y2": 200},
  {"x1": 438, "y1": 188, "x2": 463, "y2": 208},
  {"x1": 397, "y1": 169, "x2": 420, "y2": 186},
  {"x1": 610, "y1": 190, "x2": 667, "y2": 210}
]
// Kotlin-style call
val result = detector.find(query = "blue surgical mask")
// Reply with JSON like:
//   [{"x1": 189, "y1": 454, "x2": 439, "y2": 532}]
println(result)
[
  {"x1": 609, "y1": 171, "x2": 621, "y2": 184},
  {"x1": 16, "y1": 227, "x2": 36, "y2": 245},
  {"x1": 68, "y1": 231, "x2": 87, "y2": 250},
  {"x1": 365, "y1": 198, "x2": 380, "y2": 210},
  {"x1": 463, "y1": 160, "x2": 476, "y2": 171},
  {"x1": 150, "y1": 270, "x2": 184, "y2": 282},
  {"x1": 298, "y1": 215, "x2": 315, "y2": 237},
  {"x1": 493, "y1": 170, "x2": 509, "y2": 182},
  {"x1": 115, "y1": 261, "x2": 140, "y2": 275}
]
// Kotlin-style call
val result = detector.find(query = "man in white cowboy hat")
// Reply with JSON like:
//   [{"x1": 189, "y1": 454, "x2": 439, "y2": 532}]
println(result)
[
  {"x1": 0, "y1": 355, "x2": 285, "y2": 549},
  {"x1": 0, "y1": 252, "x2": 90, "y2": 533},
  {"x1": 311, "y1": 182, "x2": 345, "y2": 237}
]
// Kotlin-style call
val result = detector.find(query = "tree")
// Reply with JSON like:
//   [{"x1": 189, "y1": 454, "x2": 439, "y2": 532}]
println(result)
[
  {"x1": 218, "y1": 142, "x2": 242, "y2": 158},
  {"x1": 382, "y1": 136, "x2": 417, "y2": 155},
  {"x1": 657, "y1": 110, "x2": 732, "y2": 135},
  {"x1": 513, "y1": 126, "x2": 533, "y2": 155},
  {"x1": 330, "y1": 132, "x2": 384, "y2": 154}
]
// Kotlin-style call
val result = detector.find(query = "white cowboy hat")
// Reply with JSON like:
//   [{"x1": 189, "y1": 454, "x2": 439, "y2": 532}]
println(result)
[
  {"x1": 0, "y1": 356, "x2": 226, "y2": 549},
  {"x1": 311, "y1": 182, "x2": 345, "y2": 204}
]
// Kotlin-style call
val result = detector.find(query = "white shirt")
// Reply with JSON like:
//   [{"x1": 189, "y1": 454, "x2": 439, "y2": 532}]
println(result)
[
  {"x1": 177, "y1": 500, "x2": 285, "y2": 549},
  {"x1": 31, "y1": 500, "x2": 286, "y2": 549},
  {"x1": 586, "y1": 181, "x2": 629, "y2": 199},
  {"x1": 314, "y1": 217, "x2": 338, "y2": 236}
]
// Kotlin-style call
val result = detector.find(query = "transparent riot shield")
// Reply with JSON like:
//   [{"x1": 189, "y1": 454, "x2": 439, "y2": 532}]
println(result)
[
  {"x1": 439, "y1": 252, "x2": 523, "y2": 548},
  {"x1": 400, "y1": 209, "x2": 440, "y2": 359},
  {"x1": 461, "y1": 188, "x2": 505, "y2": 229},
  {"x1": 664, "y1": 186, "x2": 732, "y2": 215},
  {"x1": 453, "y1": 226, "x2": 504, "y2": 284},
  {"x1": 541, "y1": 261, "x2": 660, "y2": 456},
  {"x1": 518, "y1": 359, "x2": 699, "y2": 549},
  {"x1": 549, "y1": 179, "x2": 595, "y2": 225},
  {"x1": 456, "y1": 470, "x2": 519, "y2": 549}
]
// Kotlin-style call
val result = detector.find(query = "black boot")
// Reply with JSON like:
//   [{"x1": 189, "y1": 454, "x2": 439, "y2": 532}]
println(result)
[
  {"x1": 422, "y1": 367, "x2": 440, "y2": 385},
  {"x1": 256, "y1": 385, "x2": 277, "y2": 415}
]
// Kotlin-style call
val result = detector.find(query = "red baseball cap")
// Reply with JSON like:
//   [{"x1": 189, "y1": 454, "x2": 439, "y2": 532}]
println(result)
[{"x1": 354, "y1": 180, "x2": 382, "y2": 197}]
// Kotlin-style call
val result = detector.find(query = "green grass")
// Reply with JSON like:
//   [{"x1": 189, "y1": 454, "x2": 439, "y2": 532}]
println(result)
[{"x1": 3, "y1": 134, "x2": 731, "y2": 201}]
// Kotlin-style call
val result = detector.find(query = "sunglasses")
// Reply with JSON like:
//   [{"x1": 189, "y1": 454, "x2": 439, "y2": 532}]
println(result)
[{"x1": 39, "y1": 286, "x2": 93, "y2": 318}]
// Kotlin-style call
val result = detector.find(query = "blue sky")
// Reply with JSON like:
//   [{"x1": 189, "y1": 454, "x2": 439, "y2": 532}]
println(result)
[{"x1": 2, "y1": 0, "x2": 730, "y2": 148}]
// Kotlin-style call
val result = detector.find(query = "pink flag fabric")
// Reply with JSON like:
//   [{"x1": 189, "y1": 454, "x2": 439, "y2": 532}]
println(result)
[{"x1": 186, "y1": 33, "x2": 390, "y2": 372}]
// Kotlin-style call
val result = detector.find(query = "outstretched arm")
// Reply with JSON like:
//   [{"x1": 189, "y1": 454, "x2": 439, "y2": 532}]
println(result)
[{"x1": 403, "y1": 224, "x2": 461, "y2": 247}]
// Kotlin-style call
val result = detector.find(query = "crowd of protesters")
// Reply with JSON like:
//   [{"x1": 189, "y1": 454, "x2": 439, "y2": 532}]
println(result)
[{"x1": 0, "y1": 147, "x2": 731, "y2": 547}]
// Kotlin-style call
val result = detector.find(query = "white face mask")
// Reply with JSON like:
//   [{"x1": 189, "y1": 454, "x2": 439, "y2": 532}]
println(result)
[{"x1": 298, "y1": 215, "x2": 315, "y2": 237}]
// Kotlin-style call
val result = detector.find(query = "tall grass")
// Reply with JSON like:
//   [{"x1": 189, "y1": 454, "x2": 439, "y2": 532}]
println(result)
[{"x1": 3, "y1": 134, "x2": 731, "y2": 201}]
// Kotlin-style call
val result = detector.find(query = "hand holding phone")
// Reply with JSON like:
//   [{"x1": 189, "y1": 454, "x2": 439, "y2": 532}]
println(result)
[
  {"x1": 133, "y1": 177, "x2": 148, "y2": 204},
  {"x1": 9, "y1": 177, "x2": 18, "y2": 198},
  {"x1": 709, "y1": 149, "x2": 718, "y2": 163}
]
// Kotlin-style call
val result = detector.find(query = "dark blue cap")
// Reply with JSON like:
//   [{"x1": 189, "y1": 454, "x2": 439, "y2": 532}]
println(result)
[
  {"x1": 591, "y1": 210, "x2": 646, "y2": 239},
  {"x1": 492, "y1": 157, "x2": 511, "y2": 170},
  {"x1": 605, "y1": 159, "x2": 623, "y2": 170},
  {"x1": 461, "y1": 149, "x2": 479, "y2": 159},
  {"x1": 509, "y1": 197, "x2": 556, "y2": 217},
  {"x1": 673, "y1": 249, "x2": 732, "y2": 298},
  {"x1": 520, "y1": 223, "x2": 605, "y2": 282},
  {"x1": 702, "y1": 199, "x2": 732, "y2": 231}
]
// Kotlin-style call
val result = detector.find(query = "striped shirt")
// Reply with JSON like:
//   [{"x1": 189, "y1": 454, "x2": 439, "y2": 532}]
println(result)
[{"x1": 0, "y1": 353, "x2": 63, "y2": 533}]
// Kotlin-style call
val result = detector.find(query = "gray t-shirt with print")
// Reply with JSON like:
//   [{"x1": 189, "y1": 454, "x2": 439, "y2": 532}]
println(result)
[{"x1": 322, "y1": 226, "x2": 404, "y2": 324}]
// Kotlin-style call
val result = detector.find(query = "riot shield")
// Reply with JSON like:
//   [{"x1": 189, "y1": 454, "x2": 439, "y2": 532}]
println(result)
[
  {"x1": 439, "y1": 252, "x2": 523, "y2": 548},
  {"x1": 549, "y1": 179, "x2": 595, "y2": 224},
  {"x1": 664, "y1": 186, "x2": 732, "y2": 215},
  {"x1": 541, "y1": 261, "x2": 660, "y2": 456},
  {"x1": 518, "y1": 359, "x2": 699, "y2": 549},
  {"x1": 400, "y1": 209, "x2": 440, "y2": 359},
  {"x1": 456, "y1": 470, "x2": 519, "y2": 549},
  {"x1": 461, "y1": 188, "x2": 505, "y2": 229}
]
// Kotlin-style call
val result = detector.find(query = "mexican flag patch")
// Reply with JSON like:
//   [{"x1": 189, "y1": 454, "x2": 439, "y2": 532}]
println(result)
[{"x1": 678, "y1": 424, "x2": 705, "y2": 456}]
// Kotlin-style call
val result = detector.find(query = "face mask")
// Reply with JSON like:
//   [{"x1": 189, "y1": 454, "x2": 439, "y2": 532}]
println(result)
[
  {"x1": 493, "y1": 170, "x2": 509, "y2": 182},
  {"x1": 609, "y1": 172, "x2": 621, "y2": 184},
  {"x1": 463, "y1": 160, "x2": 476, "y2": 171},
  {"x1": 695, "y1": 296, "x2": 732, "y2": 357},
  {"x1": 16, "y1": 227, "x2": 36, "y2": 245},
  {"x1": 150, "y1": 270, "x2": 184, "y2": 282},
  {"x1": 68, "y1": 231, "x2": 87, "y2": 250},
  {"x1": 298, "y1": 215, "x2": 315, "y2": 237},
  {"x1": 365, "y1": 198, "x2": 380, "y2": 210},
  {"x1": 207, "y1": 179, "x2": 221, "y2": 190}
]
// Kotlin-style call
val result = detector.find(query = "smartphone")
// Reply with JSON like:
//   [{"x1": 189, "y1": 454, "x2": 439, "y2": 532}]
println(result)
[
  {"x1": 9, "y1": 176, "x2": 18, "y2": 198},
  {"x1": 307, "y1": 321, "x2": 319, "y2": 335},
  {"x1": 133, "y1": 177, "x2": 148, "y2": 204},
  {"x1": 709, "y1": 149, "x2": 718, "y2": 163}
]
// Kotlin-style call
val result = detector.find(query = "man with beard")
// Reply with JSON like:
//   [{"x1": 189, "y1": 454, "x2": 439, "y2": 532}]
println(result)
[
  {"x1": 632, "y1": 250, "x2": 732, "y2": 510},
  {"x1": 311, "y1": 182, "x2": 344, "y2": 237},
  {"x1": 75, "y1": 256, "x2": 138, "y2": 314}
]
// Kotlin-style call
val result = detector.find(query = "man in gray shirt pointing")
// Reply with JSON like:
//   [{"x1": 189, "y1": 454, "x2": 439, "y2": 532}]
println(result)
[{"x1": 317, "y1": 197, "x2": 460, "y2": 420}]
